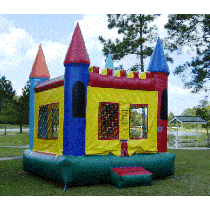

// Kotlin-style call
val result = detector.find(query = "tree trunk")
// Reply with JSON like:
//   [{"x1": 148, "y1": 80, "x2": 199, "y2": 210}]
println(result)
[
  {"x1": 20, "y1": 124, "x2": 22, "y2": 134},
  {"x1": 4, "y1": 120, "x2": 6, "y2": 135},
  {"x1": 207, "y1": 126, "x2": 210, "y2": 146},
  {"x1": 139, "y1": 17, "x2": 144, "y2": 73},
  {"x1": 4, "y1": 103, "x2": 7, "y2": 135},
  {"x1": 140, "y1": 44, "x2": 144, "y2": 72}
]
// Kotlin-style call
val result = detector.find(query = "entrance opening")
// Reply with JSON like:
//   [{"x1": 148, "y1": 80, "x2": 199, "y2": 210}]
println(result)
[{"x1": 129, "y1": 104, "x2": 148, "y2": 139}]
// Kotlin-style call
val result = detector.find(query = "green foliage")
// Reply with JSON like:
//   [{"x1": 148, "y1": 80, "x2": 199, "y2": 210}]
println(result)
[
  {"x1": 0, "y1": 77, "x2": 29, "y2": 133},
  {"x1": 182, "y1": 107, "x2": 197, "y2": 116},
  {"x1": 0, "y1": 75, "x2": 16, "y2": 106},
  {"x1": 0, "y1": 75, "x2": 16, "y2": 133},
  {"x1": 168, "y1": 112, "x2": 175, "y2": 127},
  {"x1": 99, "y1": 14, "x2": 161, "y2": 72},
  {"x1": 130, "y1": 110, "x2": 141, "y2": 126},
  {"x1": 196, "y1": 99, "x2": 210, "y2": 144},
  {"x1": 180, "y1": 101, "x2": 210, "y2": 135},
  {"x1": 164, "y1": 14, "x2": 210, "y2": 93},
  {"x1": 181, "y1": 107, "x2": 198, "y2": 129},
  {"x1": 100, "y1": 14, "x2": 210, "y2": 91},
  {"x1": 16, "y1": 80, "x2": 30, "y2": 126},
  {"x1": 130, "y1": 107, "x2": 148, "y2": 139}
]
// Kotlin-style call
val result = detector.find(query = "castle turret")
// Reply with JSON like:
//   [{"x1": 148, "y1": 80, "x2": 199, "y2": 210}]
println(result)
[
  {"x1": 147, "y1": 37, "x2": 169, "y2": 152},
  {"x1": 105, "y1": 53, "x2": 116, "y2": 75},
  {"x1": 63, "y1": 22, "x2": 90, "y2": 156},
  {"x1": 29, "y1": 44, "x2": 50, "y2": 150}
]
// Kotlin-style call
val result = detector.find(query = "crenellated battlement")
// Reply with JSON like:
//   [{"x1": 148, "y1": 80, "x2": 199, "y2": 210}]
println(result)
[
  {"x1": 88, "y1": 66, "x2": 156, "y2": 91},
  {"x1": 89, "y1": 66, "x2": 152, "y2": 79}
]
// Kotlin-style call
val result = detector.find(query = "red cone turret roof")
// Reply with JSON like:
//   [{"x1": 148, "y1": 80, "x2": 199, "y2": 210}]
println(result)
[
  {"x1": 64, "y1": 22, "x2": 90, "y2": 65},
  {"x1": 29, "y1": 44, "x2": 50, "y2": 78}
]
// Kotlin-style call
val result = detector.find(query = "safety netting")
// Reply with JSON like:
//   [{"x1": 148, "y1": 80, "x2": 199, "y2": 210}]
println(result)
[
  {"x1": 98, "y1": 102, "x2": 119, "y2": 140},
  {"x1": 38, "y1": 103, "x2": 59, "y2": 140}
]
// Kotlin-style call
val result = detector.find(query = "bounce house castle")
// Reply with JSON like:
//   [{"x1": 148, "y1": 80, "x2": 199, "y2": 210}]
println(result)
[{"x1": 23, "y1": 23, "x2": 175, "y2": 188}]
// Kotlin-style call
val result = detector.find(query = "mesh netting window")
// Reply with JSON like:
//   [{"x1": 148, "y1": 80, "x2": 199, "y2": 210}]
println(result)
[
  {"x1": 98, "y1": 102, "x2": 119, "y2": 140},
  {"x1": 129, "y1": 104, "x2": 148, "y2": 139},
  {"x1": 38, "y1": 103, "x2": 59, "y2": 140}
]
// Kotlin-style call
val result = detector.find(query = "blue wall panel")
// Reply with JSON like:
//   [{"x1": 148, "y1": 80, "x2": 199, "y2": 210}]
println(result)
[{"x1": 63, "y1": 63, "x2": 89, "y2": 156}]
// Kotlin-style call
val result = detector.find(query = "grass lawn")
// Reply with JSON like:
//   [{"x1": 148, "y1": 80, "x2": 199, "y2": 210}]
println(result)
[
  {"x1": 0, "y1": 134, "x2": 29, "y2": 146},
  {"x1": 0, "y1": 134, "x2": 29, "y2": 157},
  {"x1": 0, "y1": 149, "x2": 210, "y2": 196},
  {"x1": 0, "y1": 147, "x2": 26, "y2": 158}
]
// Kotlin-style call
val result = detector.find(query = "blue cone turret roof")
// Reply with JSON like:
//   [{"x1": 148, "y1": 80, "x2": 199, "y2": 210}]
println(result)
[
  {"x1": 147, "y1": 37, "x2": 170, "y2": 74},
  {"x1": 105, "y1": 53, "x2": 116, "y2": 74}
]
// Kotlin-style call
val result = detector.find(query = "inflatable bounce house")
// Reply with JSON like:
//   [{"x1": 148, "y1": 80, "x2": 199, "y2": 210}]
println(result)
[{"x1": 23, "y1": 23, "x2": 175, "y2": 188}]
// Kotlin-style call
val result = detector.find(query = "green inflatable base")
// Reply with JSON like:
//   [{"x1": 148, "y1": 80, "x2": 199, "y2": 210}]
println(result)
[{"x1": 23, "y1": 150, "x2": 175, "y2": 187}]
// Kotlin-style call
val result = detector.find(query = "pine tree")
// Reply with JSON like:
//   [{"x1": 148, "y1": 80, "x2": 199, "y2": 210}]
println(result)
[
  {"x1": 15, "y1": 81, "x2": 30, "y2": 133},
  {"x1": 196, "y1": 98, "x2": 210, "y2": 145},
  {"x1": 0, "y1": 75, "x2": 16, "y2": 135},
  {"x1": 99, "y1": 14, "x2": 161, "y2": 72},
  {"x1": 164, "y1": 14, "x2": 210, "y2": 93}
]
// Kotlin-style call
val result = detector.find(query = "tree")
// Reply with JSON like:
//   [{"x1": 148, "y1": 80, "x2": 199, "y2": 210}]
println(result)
[
  {"x1": 164, "y1": 14, "x2": 210, "y2": 93},
  {"x1": 181, "y1": 107, "x2": 198, "y2": 129},
  {"x1": 182, "y1": 107, "x2": 197, "y2": 116},
  {"x1": 168, "y1": 112, "x2": 175, "y2": 127},
  {"x1": 99, "y1": 14, "x2": 163, "y2": 72},
  {"x1": 0, "y1": 75, "x2": 16, "y2": 135},
  {"x1": 196, "y1": 98, "x2": 210, "y2": 146},
  {"x1": 15, "y1": 81, "x2": 30, "y2": 133},
  {"x1": 0, "y1": 75, "x2": 15, "y2": 106}
]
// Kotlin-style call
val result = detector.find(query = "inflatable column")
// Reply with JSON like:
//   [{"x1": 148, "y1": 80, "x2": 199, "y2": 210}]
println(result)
[
  {"x1": 29, "y1": 45, "x2": 50, "y2": 150},
  {"x1": 63, "y1": 23, "x2": 90, "y2": 156},
  {"x1": 147, "y1": 37, "x2": 170, "y2": 152}
]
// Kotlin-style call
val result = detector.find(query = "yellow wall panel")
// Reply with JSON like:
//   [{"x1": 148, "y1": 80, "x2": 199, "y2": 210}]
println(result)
[
  {"x1": 86, "y1": 86, "x2": 158, "y2": 156},
  {"x1": 33, "y1": 86, "x2": 64, "y2": 156}
]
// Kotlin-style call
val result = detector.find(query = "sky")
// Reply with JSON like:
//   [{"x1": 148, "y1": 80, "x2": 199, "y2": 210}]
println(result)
[{"x1": 0, "y1": 4, "x2": 209, "y2": 116}]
